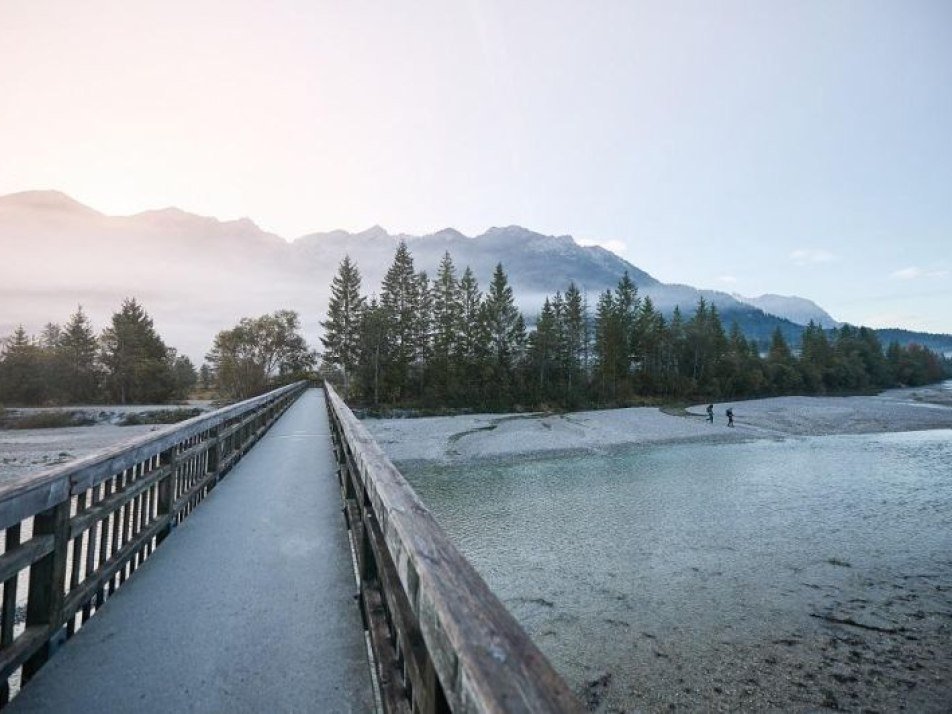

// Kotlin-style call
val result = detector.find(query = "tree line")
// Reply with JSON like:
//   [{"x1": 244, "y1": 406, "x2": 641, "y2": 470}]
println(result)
[
  {"x1": 3, "y1": 250, "x2": 946, "y2": 410},
  {"x1": 321, "y1": 244, "x2": 950, "y2": 410},
  {"x1": 0, "y1": 302, "x2": 316, "y2": 406},
  {"x1": 0, "y1": 300, "x2": 197, "y2": 406}
]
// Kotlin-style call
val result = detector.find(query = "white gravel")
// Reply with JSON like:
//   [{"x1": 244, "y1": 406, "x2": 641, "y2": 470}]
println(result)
[
  {"x1": 3, "y1": 384, "x2": 949, "y2": 480},
  {"x1": 365, "y1": 382, "x2": 952, "y2": 467},
  {"x1": 0, "y1": 402, "x2": 214, "y2": 481},
  {"x1": 0, "y1": 424, "x2": 163, "y2": 480}
]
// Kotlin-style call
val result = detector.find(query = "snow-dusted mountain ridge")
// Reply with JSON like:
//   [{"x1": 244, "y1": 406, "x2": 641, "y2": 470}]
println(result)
[
  {"x1": 732, "y1": 294, "x2": 841, "y2": 329},
  {"x1": 2, "y1": 191, "x2": 947, "y2": 361}
]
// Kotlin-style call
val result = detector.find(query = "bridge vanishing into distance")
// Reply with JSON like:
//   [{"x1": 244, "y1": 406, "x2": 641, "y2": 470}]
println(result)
[{"x1": 0, "y1": 383, "x2": 581, "y2": 713}]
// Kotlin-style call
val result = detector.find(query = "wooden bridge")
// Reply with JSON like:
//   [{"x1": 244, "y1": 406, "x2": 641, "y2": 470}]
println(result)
[{"x1": 0, "y1": 383, "x2": 581, "y2": 713}]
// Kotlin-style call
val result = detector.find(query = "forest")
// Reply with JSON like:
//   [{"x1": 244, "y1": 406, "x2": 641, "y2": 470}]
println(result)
[
  {"x1": 2, "y1": 245, "x2": 947, "y2": 411},
  {"x1": 321, "y1": 243, "x2": 950, "y2": 411}
]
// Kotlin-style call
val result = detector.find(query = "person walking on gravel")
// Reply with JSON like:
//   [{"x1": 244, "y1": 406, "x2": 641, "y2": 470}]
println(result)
[
  {"x1": 706, "y1": 404, "x2": 714, "y2": 424},
  {"x1": 726, "y1": 407, "x2": 734, "y2": 427}
]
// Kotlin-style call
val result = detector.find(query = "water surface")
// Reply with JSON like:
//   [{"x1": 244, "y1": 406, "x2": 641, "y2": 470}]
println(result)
[{"x1": 404, "y1": 430, "x2": 952, "y2": 712}]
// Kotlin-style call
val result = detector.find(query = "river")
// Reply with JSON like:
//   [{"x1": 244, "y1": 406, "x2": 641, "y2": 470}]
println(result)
[{"x1": 402, "y1": 429, "x2": 952, "y2": 712}]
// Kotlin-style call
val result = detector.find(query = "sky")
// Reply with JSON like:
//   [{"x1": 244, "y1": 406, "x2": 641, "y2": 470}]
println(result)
[{"x1": 2, "y1": 0, "x2": 950, "y2": 332}]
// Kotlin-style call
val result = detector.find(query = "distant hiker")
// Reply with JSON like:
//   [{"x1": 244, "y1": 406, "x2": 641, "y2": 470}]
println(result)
[
  {"x1": 726, "y1": 408, "x2": 734, "y2": 427},
  {"x1": 706, "y1": 404, "x2": 714, "y2": 423}
]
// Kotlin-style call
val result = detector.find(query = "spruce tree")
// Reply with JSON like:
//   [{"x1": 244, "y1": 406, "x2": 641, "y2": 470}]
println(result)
[
  {"x1": 563, "y1": 282, "x2": 588, "y2": 401},
  {"x1": 355, "y1": 298, "x2": 390, "y2": 405},
  {"x1": 457, "y1": 266, "x2": 488, "y2": 404},
  {"x1": 379, "y1": 242, "x2": 418, "y2": 400},
  {"x1": 430, "y1": 252, "x2": 463, "y2": 400},
  {"x1": 411, "y1": 270, "x2": 433, "y2": 396},
  {"x1": 101, "y1": 298, "x2": 175, "y2": 403},
  {"x1": 320, "y1": 255, "x2": 365, "y2": 397},
  {"x1": 60, "y1": 306, "x2": 101, "y2": 403},
  {"x1": 766, "y1": 327, "x2": 801, "y2": 394},
  {"x1": 0, "y1": 326, "x2": 46, "y2": 405},
  {"x1": 593, "y1": 290, "x2": 618, "y2": 400},
  {"x1": 481, "y1": 263, "x2": 524, "y2": 405},
  {"x1": 458, "y1": 267, "x2": 485, "y2": 361},
  {"x1": 527, "y1": 297, "x2": 558, "y2": 401},
  {"x1": 483, "y1": 263, "x2": 521, "y2": 369}
]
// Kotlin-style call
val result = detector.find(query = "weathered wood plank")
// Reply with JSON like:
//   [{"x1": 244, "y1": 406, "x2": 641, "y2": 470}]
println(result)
[
  {"x1": 23, "y1": 500, "x2": 70, "y2": 681},
  {"x1": 363, "y1": 581, "x2": 413, "y2": 714},
  {"x1": 68, "y1": 465, "x2": 170, "y2": 539},
  {"x1": 0, "y1": 382, "x2": 304, "y2": 530},
  {"x1": 0, "y1": 382, "x2": 306, "y2": 706},
  {"x1": 0, "y1": 626, "x2": 49, "y2": 683},
  {"x1": 325, "y1": 382, "x2": 582, "y2": 714},
  {"x1": 61, "y1": 515, "x2": 168, "y2": 623},
  {"x1": 0, "y1": 535, "x2": 54, "y2": 585},
  {"x1": 1, "y1": 525, "x2": 22, "y2": 648}
]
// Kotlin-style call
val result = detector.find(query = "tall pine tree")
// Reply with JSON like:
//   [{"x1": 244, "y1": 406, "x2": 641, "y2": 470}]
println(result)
[
  {"x1": 101, "y1": 298, "x2": 175, "y2": 403},
  {"x1": 321, "y1": 255, "x2": 365, "y2": 397}
]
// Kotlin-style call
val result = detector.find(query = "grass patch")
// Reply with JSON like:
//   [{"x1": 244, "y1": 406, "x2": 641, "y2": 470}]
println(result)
[
  {"x1": 118, "y1": 408, "x2": 203, "y2": 426},
  {"x1": 658, "y1": 403, "x2": 696, "y2": 417}
]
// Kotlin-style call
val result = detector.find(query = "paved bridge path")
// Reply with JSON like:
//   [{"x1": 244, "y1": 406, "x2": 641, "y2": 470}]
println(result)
[{"x1": 11, "y1": 389, "x2": 373, "y2": 713}]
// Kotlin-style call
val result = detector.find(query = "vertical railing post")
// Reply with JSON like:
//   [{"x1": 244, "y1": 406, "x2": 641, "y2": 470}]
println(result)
[
  {"x1": 206, "y1": 426, "x2": 221, "y2": 486},
  {"x1": 22, "y1": 499, "x2": 70, "y2": 681},
  {"x1": 156, "y1": 446, "x2": 178, "y2": 543}
]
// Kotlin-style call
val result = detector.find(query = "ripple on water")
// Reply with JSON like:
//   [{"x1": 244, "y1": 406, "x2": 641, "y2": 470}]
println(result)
[{"x1": 404, "y1": 430, "x2": 952, "y2": 712}]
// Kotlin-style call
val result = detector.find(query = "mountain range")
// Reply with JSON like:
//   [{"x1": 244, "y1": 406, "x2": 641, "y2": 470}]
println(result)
[{"x1": 1, "y1": 190, "x2": 948, "y2": 362}]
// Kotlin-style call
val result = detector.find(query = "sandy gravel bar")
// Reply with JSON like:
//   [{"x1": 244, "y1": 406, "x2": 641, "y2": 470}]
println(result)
[{"x1": 365, "y1": 382, "x2": 952, "y2": 468}]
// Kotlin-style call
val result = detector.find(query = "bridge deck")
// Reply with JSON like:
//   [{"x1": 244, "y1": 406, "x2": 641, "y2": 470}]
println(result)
[{"x1": 10, "y1": 389, "x2": 374, "y2": 713}]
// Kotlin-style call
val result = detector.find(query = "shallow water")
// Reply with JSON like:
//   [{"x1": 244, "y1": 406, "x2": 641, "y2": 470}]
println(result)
[{"x1": 403, "y1": 430, "x2": 952, "y2": 712}]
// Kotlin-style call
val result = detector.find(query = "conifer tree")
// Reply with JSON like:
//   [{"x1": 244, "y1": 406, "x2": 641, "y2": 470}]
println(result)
[
  {"x1": 321, "y1": 255, "x2": 365, "y2": 397},
  {"x1": 0, "y1": 326, "x2": 46, "y2": 404},
  {"x1": 632, "y1": 296, "x2": 663, "y2": 394},
  {"x1": 593, "y1": 289, "x2": 618, "y2": 400},
  {"x1": 527, "y1": 297, "x2": 558, "y2": 399},
  {"x1": 380, "y1": 242, "x2": 418, "y2": 400},
  {"x1": 662, "y1": 306, "x2": 686, "y2": 396},
  {"x1": 563, "y1": 282, "x2": 588, "y2": 401},
  {"x1": 430, "y1": 252, "x2": 463, "y2": 400},
  {"x1": 458, "y1": 267, "x2": 486, "y2": 361},
  {"x1": 457, "y1": 266, "x2": 489, "y2": 403},
  {"x1": 59, "y1": 306, "x2": 101, "y2": 403},
  {"x1": 411, "y1": 270, "x2": 433, "y2": 389},
  {"x1": 766, "y1": 327, "x2": 802, "y2": 394},
  {"x1": 481, "y1": 263, "x2": 524, "y2": 404},
  {"x1": 355, "y1": 298, "x2": 390, "y2": 405},
  {"x1": 799, "y1": 320, "x2": 831, "y2": 392},
  {"x1": 101, "y1": 298, "x2": 175, "y2": 403},
  {"x1": 482, "y1": 264, "x2": 522, "y2": 369}
]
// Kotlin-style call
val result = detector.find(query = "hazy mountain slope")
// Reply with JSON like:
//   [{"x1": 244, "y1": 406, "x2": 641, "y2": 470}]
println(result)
[
  {"x1": 2, "y1": 191, "x2": 947, "y2": 362},
  {"x1": 0, "y1": 191, "x2": 299, "y2": 362},
  {"x1": 733, "y1": 293, "x2": 841, "y2": 328},
  {"x1": 291, "y1": 224, "x2": 657, "y2": 304}
]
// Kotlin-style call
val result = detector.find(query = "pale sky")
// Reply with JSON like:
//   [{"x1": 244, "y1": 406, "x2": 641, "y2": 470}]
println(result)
[{"x1": 2, "y1": 0, "x2": 950, "y2": 332}]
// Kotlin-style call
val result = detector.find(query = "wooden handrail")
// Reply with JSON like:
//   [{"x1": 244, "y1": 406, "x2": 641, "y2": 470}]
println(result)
[
  {"x1": 0, "y1": 381, "x2": 307, "y2": 707},
  {"x1": 324, "y1": 382, "x2": 582, "y2": 713}
]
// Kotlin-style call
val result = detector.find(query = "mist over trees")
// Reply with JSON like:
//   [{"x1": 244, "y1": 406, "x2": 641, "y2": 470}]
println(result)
[
  {"x1": 0, "y1": 301, "x2": 196, "y2": 406},
  {"x1": 320, "y1": 244, "x2": 950, "y2": 410}
]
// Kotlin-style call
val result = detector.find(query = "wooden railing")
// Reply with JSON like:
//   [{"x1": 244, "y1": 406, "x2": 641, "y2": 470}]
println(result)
[
  {"x1": 325, "y1": 383, "x2": 582, "y2": 713},
  {"x1": 0, "y1": 381, "x2": 307, "y2": 706}
]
